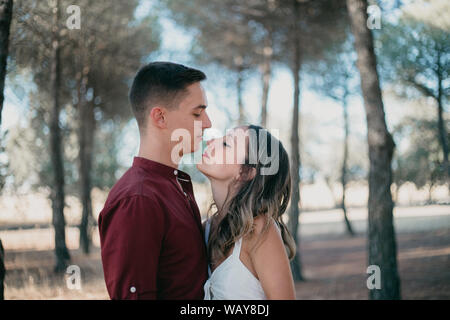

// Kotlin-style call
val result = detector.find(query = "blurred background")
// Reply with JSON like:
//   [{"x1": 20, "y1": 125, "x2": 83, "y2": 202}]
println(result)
[{"x1": 0, "y1": 0, "x2": 449, "y2": 299}]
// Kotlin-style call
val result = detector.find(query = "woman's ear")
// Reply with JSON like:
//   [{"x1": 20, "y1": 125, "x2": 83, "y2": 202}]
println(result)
[
  {"x1": 237, "y1": 167, "x2": 256, "y2": 181},
  {"x1": 149, "y1": 107, "x2": 167, "y2": 128}
]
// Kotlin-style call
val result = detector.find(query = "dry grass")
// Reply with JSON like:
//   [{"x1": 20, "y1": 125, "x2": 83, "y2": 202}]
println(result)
[
  {"x1": 4, "y1": 248, "x2": 109, "y2": 300},
  {"x1": 295, "y1": 228, "x2": 450, "y2": 300},
  {"x1": 2, "y1": 226, "x2": 449, "y2": 300},
  {"x1": 2, "y1": 228, "x2": 108, "y2": 300},
  {"x1": 1, "y1": 203, "x2": 449, "y2": 300}
]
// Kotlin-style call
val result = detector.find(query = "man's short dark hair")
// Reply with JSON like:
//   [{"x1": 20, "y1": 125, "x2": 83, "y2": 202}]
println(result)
[{"x1": 129, "y1": 61, "x2": 206, "y2": 129}]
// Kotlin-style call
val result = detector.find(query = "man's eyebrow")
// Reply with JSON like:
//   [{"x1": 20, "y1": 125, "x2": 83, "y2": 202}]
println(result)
[{"x1": 194, "y1": 105, "x2": 207, "y2": 110}]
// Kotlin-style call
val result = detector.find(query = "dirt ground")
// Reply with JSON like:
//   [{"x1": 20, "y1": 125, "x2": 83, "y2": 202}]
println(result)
[
  {"x1": 296, "y1": 228, "x2": 450, "y2": 299},
  {"x1": 2, "y1": 226, "x2": 449, "y2": 300}
]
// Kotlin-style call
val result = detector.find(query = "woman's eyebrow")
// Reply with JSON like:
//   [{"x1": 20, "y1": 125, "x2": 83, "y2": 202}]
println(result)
[{"x1": 229, "y1": 134, "x2": 239, "y2": 145}]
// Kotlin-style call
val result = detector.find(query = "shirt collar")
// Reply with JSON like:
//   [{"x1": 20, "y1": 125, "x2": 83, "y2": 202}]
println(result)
[{"x1": 133, "y1": 157, "x2": 192, "y2": 181}]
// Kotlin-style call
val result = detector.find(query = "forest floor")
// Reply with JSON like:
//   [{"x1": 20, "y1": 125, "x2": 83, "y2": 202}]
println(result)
[
  {"x1": 295, "y1": 228, "x2": 450, "y2": 299},
  {"x1": 1, "y1": 205, "x2": 449, "y2": 300}
]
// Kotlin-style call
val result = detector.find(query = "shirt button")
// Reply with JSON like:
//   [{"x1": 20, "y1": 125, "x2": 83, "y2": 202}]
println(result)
[
  {"x1": 174, "y1": 170, "x2": 178, "y2": 175},
  {"x1": 130, "y1": 286, "x2": 136, "y2": 293}
]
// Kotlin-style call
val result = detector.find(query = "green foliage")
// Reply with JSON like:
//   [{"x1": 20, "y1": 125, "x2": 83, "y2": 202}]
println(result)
[
  {"x1": 5, "y1": 92, "x2": 126, "y2": 195},
  {"x1": 377, "y1": 1, "x2": 450, "y2": 189},
  {"x1": 91, "y1": 121, "x2": 127, "y2": 190},
  {"x1": 6, "y1": 1, "x2": 161, "y2": 193},
  {"x1": 377, "y1": 8, "x2": 450, "y2": 102},
  {"x1": 392, "y1": 114, "x2": 448, "y2": 189},
  {"x1": 305, "y1": 38, "x2": 360, "y2": 102},
  {"x1": 163, "y1": 0, "x2": 263, "y2": 70},
  {"x1": 4, "y1": 91, "x2": 76, "y2": 193},
  {"x1": 303, "y1": 36, "x2": 367, "y2": 186}
]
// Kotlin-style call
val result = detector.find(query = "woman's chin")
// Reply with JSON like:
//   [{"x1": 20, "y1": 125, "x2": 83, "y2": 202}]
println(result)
[
  {"x1": 196, "y1": 163, "x2": 208, "y2": 175},
  {"x1": 196, "y1": 163, "x2": 215, "y2": 180}
]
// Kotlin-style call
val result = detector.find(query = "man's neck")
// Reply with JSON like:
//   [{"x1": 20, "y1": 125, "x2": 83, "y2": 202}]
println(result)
[{"x1": 138, "y1": 136, "x2": 179, "y2": 169}]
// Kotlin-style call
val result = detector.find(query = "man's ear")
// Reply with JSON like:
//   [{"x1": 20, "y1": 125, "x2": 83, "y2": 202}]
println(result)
[{"x1": 149, "y1": 107, "x2": 167, "y2": 128}]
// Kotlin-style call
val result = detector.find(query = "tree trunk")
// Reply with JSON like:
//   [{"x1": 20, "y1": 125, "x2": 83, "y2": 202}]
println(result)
[
  {"x1": 50, "y1": 0, "x2": 70, "y2": 272},
  {"x1": 237, "y1": 69, "x2": 245, "y2": 125},
  {"x1": 427, "y1": 183, "x2": 434, "y2": 204},
  {"x1": 341, "y1": 97, "x2": 355, "y2": 236},
  {"x1": 78, "y1": 86, "x2": 95, "y2": 254},
  {"x1": 437, "y1": 101, "x2": 449, "y2": 182},
  {"x1": 436, "y1": 48, "x2": 449, "y2": 184},
  {"x1": 260, "y1": 30, "x2": 273, "y2": 128},
  {"x1": 347, "y1": 0, "x2": 401, "y2": 300},
  {"x1": 0, "y1": 0, "x2": 12, "y2": 124},
  {"x1": 0, "y1": 239, "x2": 4, "y2": 300},
  {"x1": 288, "y1": 0, "x2": 304, "y2": 282},
  {"x1": 0, "y1": 0, "x2": 13, "y2": 300}
]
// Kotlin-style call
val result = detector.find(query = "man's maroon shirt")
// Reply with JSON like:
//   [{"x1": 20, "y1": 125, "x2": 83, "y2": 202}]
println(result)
[{"x1": 98, "y1": 157, "x2": 208, "y2": 299}]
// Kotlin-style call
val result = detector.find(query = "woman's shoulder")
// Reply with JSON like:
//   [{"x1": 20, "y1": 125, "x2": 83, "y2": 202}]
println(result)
[
  {"x1": 252, "y1": 215, "x2": 279, "y2": 234},
  {"x1": 245, "y1": 215, "x2": 282, "y2": 249}
]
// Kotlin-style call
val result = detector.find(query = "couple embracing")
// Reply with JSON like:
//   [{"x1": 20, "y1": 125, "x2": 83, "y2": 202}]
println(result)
[{"x1": 98, "y1": 62, "x2": 296, "y2": 300}]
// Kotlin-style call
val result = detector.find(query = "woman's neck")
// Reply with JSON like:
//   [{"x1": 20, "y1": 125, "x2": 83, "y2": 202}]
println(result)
[{"x1": 210, "y1": 179, "x2": 232, "y2": 216}]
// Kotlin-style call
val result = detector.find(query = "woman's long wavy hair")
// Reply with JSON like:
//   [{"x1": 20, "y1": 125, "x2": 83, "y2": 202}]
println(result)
[{"x1": 207, "y1": 125, "x2": 296, "y2": 267}]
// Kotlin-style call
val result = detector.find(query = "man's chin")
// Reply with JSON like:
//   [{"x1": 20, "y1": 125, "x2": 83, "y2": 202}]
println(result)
[{"x1": 192, "y1": 141, "x2": 202, "y2": 153}]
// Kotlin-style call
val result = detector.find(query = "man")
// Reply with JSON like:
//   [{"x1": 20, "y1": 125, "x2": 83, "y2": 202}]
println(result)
[{"x1": 99, "y1": 62, "x2": 212, "y2": 299}]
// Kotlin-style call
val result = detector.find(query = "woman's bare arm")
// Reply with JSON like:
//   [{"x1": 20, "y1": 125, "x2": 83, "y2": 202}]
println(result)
[{"x1": 250, "y1": 217, "x2": 296, "y2": 300}]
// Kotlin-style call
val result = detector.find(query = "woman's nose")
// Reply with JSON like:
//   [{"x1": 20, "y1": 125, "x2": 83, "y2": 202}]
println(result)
[{"x1": 206, "y1": 139, "x2": 214, "y2": 146}]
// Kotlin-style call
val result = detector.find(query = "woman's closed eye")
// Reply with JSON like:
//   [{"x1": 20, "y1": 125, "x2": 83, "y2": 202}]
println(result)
[
  {"x1": 223, "y1": 135, "x2": 233, "y2": 148},
  {"x1": 223, "y1": 137, "x2": 231, "y2": 147}
]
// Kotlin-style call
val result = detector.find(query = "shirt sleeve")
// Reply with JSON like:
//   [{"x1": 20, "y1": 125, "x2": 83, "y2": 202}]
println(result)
[{"x1": 98, "y1": 195, "x2": 166, "y2": 300}]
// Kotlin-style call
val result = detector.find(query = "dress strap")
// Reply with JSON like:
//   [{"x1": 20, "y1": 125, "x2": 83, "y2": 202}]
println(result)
[
  {"x1": 205, "y1": 219, "x2": 211, "y2": 246},
  {"x1": 231, "y1": 237, "x2": 243, "y2": 260},
  {"x1": 205, "y1": 219, "x2": 212, "y2": 277}
]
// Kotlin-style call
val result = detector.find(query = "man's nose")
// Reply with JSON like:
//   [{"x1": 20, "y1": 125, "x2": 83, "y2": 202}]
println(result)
[{"x1": 202, "y1": 111, "x2": 212, "y2": 129}]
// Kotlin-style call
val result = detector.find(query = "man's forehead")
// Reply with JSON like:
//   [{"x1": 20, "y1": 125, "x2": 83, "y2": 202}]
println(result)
[{"x1": 183, "y1": 82, "x2": 207, "y2": 107}]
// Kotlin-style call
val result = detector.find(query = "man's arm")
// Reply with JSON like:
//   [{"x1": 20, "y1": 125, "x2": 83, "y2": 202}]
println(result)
[{"x1": 98, "y1": 195, "x2": 165, "y2": 300}]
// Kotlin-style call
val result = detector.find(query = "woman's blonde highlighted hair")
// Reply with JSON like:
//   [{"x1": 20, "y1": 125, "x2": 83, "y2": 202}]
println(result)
[{"x1": 207, "y1": 125, "x2": 296, "y2": 268}]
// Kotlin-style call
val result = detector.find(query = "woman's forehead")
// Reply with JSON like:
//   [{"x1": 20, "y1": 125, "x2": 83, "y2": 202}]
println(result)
[{"x1": 227, "y1": 127, "x2": 248, "y2": 140}]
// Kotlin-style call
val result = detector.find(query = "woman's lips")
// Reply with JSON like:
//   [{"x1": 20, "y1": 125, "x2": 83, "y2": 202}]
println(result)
[{"x1": 202, "y1": 151, "x2": 209, "y2": 159}]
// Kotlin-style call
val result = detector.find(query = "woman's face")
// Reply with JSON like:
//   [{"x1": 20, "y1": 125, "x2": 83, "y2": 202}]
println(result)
[{"x1": 197, "y1": 127, "x2": 249, "y2": 182}]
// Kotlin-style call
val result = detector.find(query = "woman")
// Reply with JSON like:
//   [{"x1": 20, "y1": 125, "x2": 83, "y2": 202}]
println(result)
[{"x1": 197, "y1": 124, "x2": 296, "y2": 300}]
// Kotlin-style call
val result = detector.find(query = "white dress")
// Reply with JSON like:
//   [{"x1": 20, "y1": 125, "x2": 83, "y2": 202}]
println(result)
[{"x1": 203, "y1": 219, "x2": 267, "y2": 300}]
